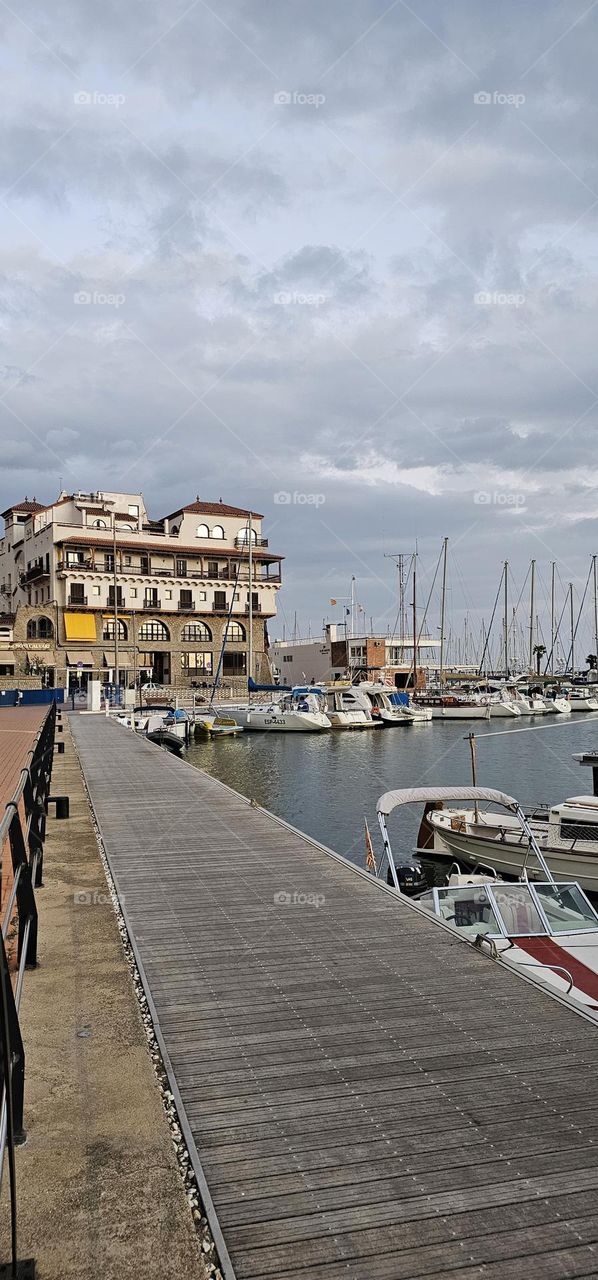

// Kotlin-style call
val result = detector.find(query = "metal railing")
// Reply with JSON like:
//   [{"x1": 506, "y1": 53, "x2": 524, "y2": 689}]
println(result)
[{"x1": 0, "y1": 702, "x2": 56, "y2": 1274}]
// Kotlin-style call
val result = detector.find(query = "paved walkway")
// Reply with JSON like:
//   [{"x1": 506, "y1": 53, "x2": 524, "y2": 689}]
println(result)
[{"x1": 72, "y1": 713, "x2": 598, "y2": 1280}]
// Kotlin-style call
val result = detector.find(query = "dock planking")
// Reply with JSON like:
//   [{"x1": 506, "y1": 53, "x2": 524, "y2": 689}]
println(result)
[{"x1": 71, "y1": 714, "x2": 598, "y2": 1280}]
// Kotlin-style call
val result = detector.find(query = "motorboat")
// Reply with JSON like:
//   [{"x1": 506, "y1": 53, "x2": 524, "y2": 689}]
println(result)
[
  {"x1": 413, "y1": 693, "x2": 491, "y2": 720},
  {"x1": 146, "y1": 708, "x2": 190, "y2": 754},
  {"x1": 225, "y1": 687, "x2": 331, "y2": 732},
  {"x1": 417, "y1": 754, "x2": 598, "y2": 892},
  {"x1": 351, "y1": 682, "x2": 430, "y2": 725},
  {"x1": 566, "y1": 689, "x2": 598, "y2": 712},
  {"x1": 323, "y1": 683, "x2": 380, "y2": 729},
  {"x1": 374, "y1": 784, "x2": 598, "y2": 1016}
]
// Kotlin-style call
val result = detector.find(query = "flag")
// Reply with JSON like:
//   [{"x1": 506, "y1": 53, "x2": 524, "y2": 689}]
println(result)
[{"x1": 365, "y1": 817, "x2": 377, "y2": 874}]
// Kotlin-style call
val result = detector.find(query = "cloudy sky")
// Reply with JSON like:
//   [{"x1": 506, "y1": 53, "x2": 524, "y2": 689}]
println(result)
[{"x1": 2, "y1": 0, "x2": 598, "y2": 656}]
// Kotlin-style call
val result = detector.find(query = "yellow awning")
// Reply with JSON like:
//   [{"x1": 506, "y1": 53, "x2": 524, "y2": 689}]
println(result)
[{"x1": 64, "y1": 612, "x2": 97, "y2": 641}]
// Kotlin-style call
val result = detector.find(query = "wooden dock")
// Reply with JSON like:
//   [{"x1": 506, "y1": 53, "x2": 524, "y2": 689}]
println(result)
[{"x1": 71, "y1": 714, "x2": 598, "y2": 1280}]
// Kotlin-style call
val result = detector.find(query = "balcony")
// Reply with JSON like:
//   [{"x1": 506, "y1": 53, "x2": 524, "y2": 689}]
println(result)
[
  {"x1": 234, "y1": 537, "x2": 269, "y2": 549},
  {"x1": 178, "y1": 601, "x2": 195, "y2": 611},
  {"x1": 20, "y1": 563, "x2": 50, "y2": 585},
  {"x1": 143, "y1": 598, "x2": 161, "y2": 609},
  {"x1": 68, "y1": 595, "x2": 88, "y2": 606}
]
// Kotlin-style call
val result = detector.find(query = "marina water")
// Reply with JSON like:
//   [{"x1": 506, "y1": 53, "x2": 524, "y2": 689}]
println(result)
[{"x1": 187, "y1": 717, "x2": 598, "y2": 879}]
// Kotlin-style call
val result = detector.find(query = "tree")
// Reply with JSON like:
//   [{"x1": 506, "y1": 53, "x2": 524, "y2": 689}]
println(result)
[{"x1": 533, "y1": 643, "x2": 546, "y2": 676}]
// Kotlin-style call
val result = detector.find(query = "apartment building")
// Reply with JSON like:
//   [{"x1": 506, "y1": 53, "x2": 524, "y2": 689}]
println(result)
[{"x1": 0, "y1": 491, "x2": 282, "y2": 690}]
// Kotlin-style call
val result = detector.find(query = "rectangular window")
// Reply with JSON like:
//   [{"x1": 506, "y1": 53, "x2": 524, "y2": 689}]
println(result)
[
  {"x1": 124, "y1": 555, "x2": 132, "y2": 566},
  {"x1": 128, "y1": 504, "x2": 139, "y2": 517},
  {"x1": 108, "y1": 587, "x2": 124, "y2": 607},
  {"x1": 0, "y1": 664, "x2": 14, "y2": 676},
  {"x1": 199, "y1": 591, "x2": 206, "y2": 601},
  {"x1": 130, "y1": 588, "x2": 137, "y2": 598},
  {"x1": 223, "y1": 652, "x2": 247, "y2": 675},
  {"x1": 176, "y1": 558, "x2": 187, "y2": 576},
  {"x1": 181, "y1": 652, "x2": 213, "y2": 673},
  {"x1": 180, "y1": 589, "x2": 193, "y2": 609},
  {"x1": 283, "y1": 655, "x2": 293, "y2": 663},
  {"x1": 92, "y1": 586, "x2": 101, "y2": 596},
  {"x1": 214, "y1": 591, "x2": 227, "y2": 611},
  {"x1": 207, "y1": 561, "x2": 219, "y2": 577},
  {"x1": 69, "y1": 583, "x2": 85, "y2": 604},
  {"x1": 144, "y1": 588, "x2": 158, "y2": 606},
  {"x1": 105, "y1": 553, "x2": 115, "y2": 573},
  {"x1": 165, "y1": 589, "x2": 172, "y2": 600}
]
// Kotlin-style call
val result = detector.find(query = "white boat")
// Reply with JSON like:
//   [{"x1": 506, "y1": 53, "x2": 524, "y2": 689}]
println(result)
[
  {"x1": 145, "y1": 708, "x2": 190, "y2": 753},
  {"x1": 418, "y1": 755, "x2": 598, "y2": 892},
  {"x1": 375, "y1": 784, "x2": 598, "y2": 1015},
  {"x1": 414, "y1": 695, "x2": 491, "y2": 720},
  {"x1": 351, "y1": 682, "x2": 430, "y2": 725},
  {"x1": 567, "y1": 691, "x2": 598, "y2": 712},
  {"x1": 486, "y1": 694, "x2": 522, "y2": 717},
  {"x1": 226, "y1": 688, "x2": 331, "y2": 732},
  {"x1": 323, "y1": 684, "x2": 380, "y2": 729}
]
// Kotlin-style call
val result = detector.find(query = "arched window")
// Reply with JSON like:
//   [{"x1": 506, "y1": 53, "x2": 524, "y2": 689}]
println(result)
[
  {"x1": 226, "y1": 621, "x2": 245, "y2": 642},
  {"x1": 92, "y1": 518, "x2": 107, "y2": 528},
  {"x1": 237, "y1": 526, "x2": 256, "y2": 543},
  {"x1": 181, "y1": 621, "x2": 212, "y2": 643},
  {"x1": 27, "y1": 616, "x2": 54, "y2": 640},
  {"x1": 211, "y1": 525, "x2": 225, "y2": 539},
  {"x1": 196, "y1": 524, "x2": 209, "y2": 538},
  {"x1": 103, "y1": 618, "x2": 128, "y2": 641},
  {"x1": 139, "y1": 619, "x2": 170, "y2": 642}
]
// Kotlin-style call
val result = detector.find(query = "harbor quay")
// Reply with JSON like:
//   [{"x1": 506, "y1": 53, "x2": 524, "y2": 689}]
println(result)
[{"x1": 4, "y1": 706, "x2": 598, "y2": 1276}]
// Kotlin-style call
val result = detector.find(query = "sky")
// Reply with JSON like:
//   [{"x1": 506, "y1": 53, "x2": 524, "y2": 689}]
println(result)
[{"x1": 2, "y1": 0, "x2": 598, "y2": 656}]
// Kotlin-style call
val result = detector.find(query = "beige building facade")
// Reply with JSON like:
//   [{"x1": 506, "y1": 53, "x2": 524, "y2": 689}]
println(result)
[{"x1": 0, "y1": 491, "x2": 282, "y2": 691}]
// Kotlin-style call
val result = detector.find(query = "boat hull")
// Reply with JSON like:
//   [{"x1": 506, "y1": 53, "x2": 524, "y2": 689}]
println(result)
[
  {"x1": 429, "y1": 820, "x2": 598, "y2": 893},
  {"x1": 225, "y1": 706, "x2": 331, "y2": 732},
  {"x1": 427, "y1": 705, "x2": 491, "y2": 720}
]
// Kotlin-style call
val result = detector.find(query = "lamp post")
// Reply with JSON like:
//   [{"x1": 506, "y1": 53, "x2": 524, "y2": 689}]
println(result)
[{"x1": 112, "y1": 518, "x2": 119, "y2": 699}]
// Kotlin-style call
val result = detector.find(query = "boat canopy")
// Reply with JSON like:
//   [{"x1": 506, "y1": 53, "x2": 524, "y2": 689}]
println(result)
[{"x1": 376, "y1": 785, "x2": 519, "y2": 817}]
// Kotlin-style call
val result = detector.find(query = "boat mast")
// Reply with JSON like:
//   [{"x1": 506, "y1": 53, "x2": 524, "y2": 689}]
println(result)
[
  {"x1": 569, "y1": 582, "x2": 574, "y2": 676},
  {"x1": 528, "y1": 558, "x2": 535, "y2": 674},
  {"x1": 248, "y1": 512, "x2": 253, "y2": 688},
  {"x1": 412, "y1": 556, "x2": 417, "y2": 692},
  {"x1": 503, "y1": 560, "x2": 509, "y2": 677},
  {"x1": 593, "y1": 554, "x2": 598, "y2": 664},
  {"x1": 439, "y1": 536, "x2": 448, "y2": 688},
  {"x1": 550, "y1": 562, "x2": 556, "y2": 675}
]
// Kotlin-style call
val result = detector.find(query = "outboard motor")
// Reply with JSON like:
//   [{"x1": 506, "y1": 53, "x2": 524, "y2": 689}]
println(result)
[{"x1": 387, "y1": 858, "x2": 428, "y2": 895}]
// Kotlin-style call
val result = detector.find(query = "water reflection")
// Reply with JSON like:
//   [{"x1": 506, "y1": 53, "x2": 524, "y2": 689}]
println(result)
[{"x1": 186, "y1": 718, "x2": 598, "y2": 880}]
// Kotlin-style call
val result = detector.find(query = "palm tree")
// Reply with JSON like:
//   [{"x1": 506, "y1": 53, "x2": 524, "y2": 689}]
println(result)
[
  {"x1": 586, "y1": 653, "x2": 597, "y2": 671},
  {"x1": 533, "y1": 643, "x2": 546, "y2": 676}
]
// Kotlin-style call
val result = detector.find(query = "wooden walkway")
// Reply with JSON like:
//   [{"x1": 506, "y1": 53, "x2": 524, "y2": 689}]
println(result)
[{"x1": 71, "y1": 714, "x2": 598, "y2": 1280}]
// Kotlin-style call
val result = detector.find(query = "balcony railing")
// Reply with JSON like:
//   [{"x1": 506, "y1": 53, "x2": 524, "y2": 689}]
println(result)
[
  {"x1": 68, "y1": 595, "x2": 88, "y2": 606},
  {"x1": 234, "y1": 536, "x2": 269, "y2": 548},
  {"x1": 143, "y1": 598, "x2": 161, "y2": 609},
  {"x1": 178, "y1": 601, "x2": 195, "y2": 610},
  {"x1": 20, "y1": 564, "x2": 50, "y2": 584},
  {"x1": 55, "y1": 558, "x2": 281, "y2": 583}
]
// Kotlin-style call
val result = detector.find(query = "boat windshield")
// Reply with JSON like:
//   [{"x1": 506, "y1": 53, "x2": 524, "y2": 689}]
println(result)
[
  {"x1": 419, "y1": 880, "x2": 598, "y2": 939},
  {"x1": 532, "y1": 882, "x2": 598, "y2": 933}
]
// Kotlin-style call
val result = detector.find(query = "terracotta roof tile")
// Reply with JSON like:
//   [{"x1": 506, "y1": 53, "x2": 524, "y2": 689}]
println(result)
[{"x1": 165, "y1": 500, "x2": 263, "y2": 520}]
